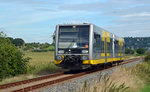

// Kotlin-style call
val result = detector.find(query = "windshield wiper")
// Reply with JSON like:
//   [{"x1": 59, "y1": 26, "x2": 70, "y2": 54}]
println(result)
[{"x1": 67, "y1": 39, "x2": 76, "y2": 49}]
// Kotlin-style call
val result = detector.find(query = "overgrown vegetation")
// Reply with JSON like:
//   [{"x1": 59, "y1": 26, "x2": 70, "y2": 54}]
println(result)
[
  {"x1": 101, "y1": 75, "x2": 129, "y2": 92},
  {"x1": 8, "y1": 36, "x2": 55, "y2": 52},
  {"x1": 80, "y1": 73, "x2": 130, "y2": 92},
  {"x1": 127, "y1": 53, "x2": 150, "y2": 92},
  {"x1": 125, "y1": 49, "x2": 135, "y2": 54},
  {"x1": 125, "y1": 48, "x2": 146, "y2": 55},
  {"x1": 0, "y1": 32, "x2": 29, "y2": 80},
  {"x1": 135, "y1": 53, "x2": 150, "y2": 81},
  {"x1": 23, "y1": 42, "x2": 54, "y2": 52},
  {"x1": 136, "y1": 48, "x2": 146, "y2": 55},
  {"x1": 0, "y1": 51, "x2": 60, "y2": 84},
  {"x1": 144, "y1": 53, "x2": 150, "y2": 62}
]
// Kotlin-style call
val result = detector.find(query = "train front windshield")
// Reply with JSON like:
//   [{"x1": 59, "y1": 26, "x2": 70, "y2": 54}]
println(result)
[{"x1": 58, "y1": 25, "x2": 89, "y2": 49}]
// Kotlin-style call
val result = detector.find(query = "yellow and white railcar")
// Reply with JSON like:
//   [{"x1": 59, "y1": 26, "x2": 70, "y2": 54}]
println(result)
[{"x1": 54, "y1": 23, "x2": 125, "y2": 70}]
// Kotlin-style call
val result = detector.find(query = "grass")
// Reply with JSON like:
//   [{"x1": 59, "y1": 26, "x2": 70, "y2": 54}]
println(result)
[
  {"x1": 134, "y1": 62, "x2": 150, "y2": 92},
  {"x1": 79, "y1": 68, "x2": 144, "y2": 92},
  {"x1": 125, "y1": 54, "x2": 140, "y2": 60},
  {"x1": 24, "y1": 51, "x2": 61, "y2": 74},
  {"x1": 110, "y1": 67, "x2": 144, "y2": 92},
  {"x1": 0, "y1": 74, "x2": 37, "y2": 85},
  {"x1": 142, "y1": 84, "x2": 150, "y2": 92}
]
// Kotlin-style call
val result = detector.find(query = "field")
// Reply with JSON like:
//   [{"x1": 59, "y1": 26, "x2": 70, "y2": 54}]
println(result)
[{"x1": 24, "y1": 51, "x2": 62, "y2": 75}]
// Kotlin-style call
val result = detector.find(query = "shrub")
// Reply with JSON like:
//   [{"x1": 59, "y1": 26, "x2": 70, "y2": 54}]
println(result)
[
  {"x1": 32, "y1": 49, "x2": 48, "y2": 52},
  {"x1": 145, "y1": 53, "x2": 150, "y2": 62},
  {"x1": 136, "y1": 48, "x2": 146, "y2": 55},
  {"x1": 23, "y1": 46, "x2": 34, "y2": 51},
  {"x1": 0, "y1": 32, "x2": 29, "y2": 80},
  {"x1": 47, "y1": 45, "x2": 55, "y2": 51},
  {"x1": 125, "y1": 49, "x2": 134, "y2": 54}
]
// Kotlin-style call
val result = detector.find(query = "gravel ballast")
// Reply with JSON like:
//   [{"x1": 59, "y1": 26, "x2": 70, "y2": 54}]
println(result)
[{"x1": 39, "y1": 60, "x2": 141, "y2": 92}]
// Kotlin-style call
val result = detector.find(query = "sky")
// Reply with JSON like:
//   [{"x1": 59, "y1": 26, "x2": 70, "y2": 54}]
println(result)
[{"x1": 0, "y1": 0, "x2": 150, "y2": 43}]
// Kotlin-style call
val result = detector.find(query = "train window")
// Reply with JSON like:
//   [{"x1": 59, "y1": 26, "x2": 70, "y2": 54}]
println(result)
[
  {"x1": 93, "y1": 33, "x2": 101, "y2": 53},
  {"x1": 101, "y1": 41, "x2": 104, "y2": 53},
  {"x1": 107, "y1": 42, "x2": 110, "y2": 53},
  {"x1": 110, "y1": 38, "x2": 113, "y2": 53},
  {"x1": 115, "y1": 40, "x2": 119, "y2": 53}
]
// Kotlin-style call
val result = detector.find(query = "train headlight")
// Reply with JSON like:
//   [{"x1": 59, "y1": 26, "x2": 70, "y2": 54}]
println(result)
[
  {"x1": 56, "y1": 55, "x2": 63, "y2": 61},
  {"x1": 58, "y1": 50, "x2": 64, "y2": 54},
  {"x1": 82, "y1": 50, "x2": 88, "y2": 54},
  {"x1": 82, "y1": 56, "x2": 88, "y2": 60}
]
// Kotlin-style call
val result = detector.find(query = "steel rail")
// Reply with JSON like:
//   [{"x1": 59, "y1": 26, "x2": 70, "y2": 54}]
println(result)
[
  {"x1": 0, "y1": 72, "x2": 65, "y2": 89},
  {"x1": 10, "y1": 58, "x2": 141, "y2": 92}
]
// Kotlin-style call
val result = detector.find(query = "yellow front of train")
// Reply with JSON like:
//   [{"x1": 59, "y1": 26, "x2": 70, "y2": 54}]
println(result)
[{"x1": 54, "y1": 24, "x2": 91, "y2": 70}]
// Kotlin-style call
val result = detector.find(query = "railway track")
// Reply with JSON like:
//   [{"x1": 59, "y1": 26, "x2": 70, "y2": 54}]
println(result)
[{"x1": 0, "y1": 58, "x2": 141, "y2": 92}]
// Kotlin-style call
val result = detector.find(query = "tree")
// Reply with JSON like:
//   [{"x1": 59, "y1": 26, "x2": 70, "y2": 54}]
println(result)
[
  {"x1": 12, "y1": 38, "x2": 25, "y2": 47},
  {"x1": 0, "y1": 32, "x2": 29, "y2": 80},
  {"x1": 7, "y1": 37, "x2": 13, "y2": 42},
  {"x1": 136, "y1": 48, "x2": 146, "y2": 55},
  {"x1": 40, "y1": 43, "x2": 50, "y2": 49},
  {"x1": 25, "y1": 42, "x2": 40, "y2": 48}
]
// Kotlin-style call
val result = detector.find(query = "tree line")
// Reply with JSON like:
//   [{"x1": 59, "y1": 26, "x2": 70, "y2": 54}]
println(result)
[
  {"x1": 6, "y1": 37, "x2": 55, "y2": 52},
  {"x1": 6, "y1": 36, "x2": 150, "y2": 53},
  {"x1": 124, "y1": 37, "x2": 150, "y2": 50}
]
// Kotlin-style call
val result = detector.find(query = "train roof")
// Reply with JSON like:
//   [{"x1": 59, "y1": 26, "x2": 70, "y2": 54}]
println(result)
[{"x1": 57, "y1": 23, "x2": 124, "y2": 41}]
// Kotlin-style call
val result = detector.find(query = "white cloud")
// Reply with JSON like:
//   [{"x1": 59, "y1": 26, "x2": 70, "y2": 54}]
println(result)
[
  {"x1": 121, "y1": 12, "x2": 150, "y2": 18},
  {"x1": 1, "y1": 0, "x2": 150, "y2": 42}
]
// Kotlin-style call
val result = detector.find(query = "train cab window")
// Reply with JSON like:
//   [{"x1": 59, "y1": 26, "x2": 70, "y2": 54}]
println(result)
[{"x1": 93, "y1": 33, "x2": 101, "y2": 53}]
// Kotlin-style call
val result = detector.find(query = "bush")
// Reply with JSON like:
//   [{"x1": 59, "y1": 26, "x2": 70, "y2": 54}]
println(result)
[
  {"x1": 0, "y1": 32, "x2": 29, "y2": 80},
  {"x1": 136, "y1": 48, "x2": 146, "y2": 55},
  {"x1": 23, "y1": 46, "x2": 34, "y2": 51},
  {"x1": 47, "y1": 45, "x2": 55, "y2": 51},
  {"x1": 125, "y1": 49, "x2": 134, "y2": 54},
  {"x1": 145, "y1": 53, "x2": 150, "y2": 62},
  {"x1": 32, "y1": 49, "x2": 48, "y2": 52}
]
